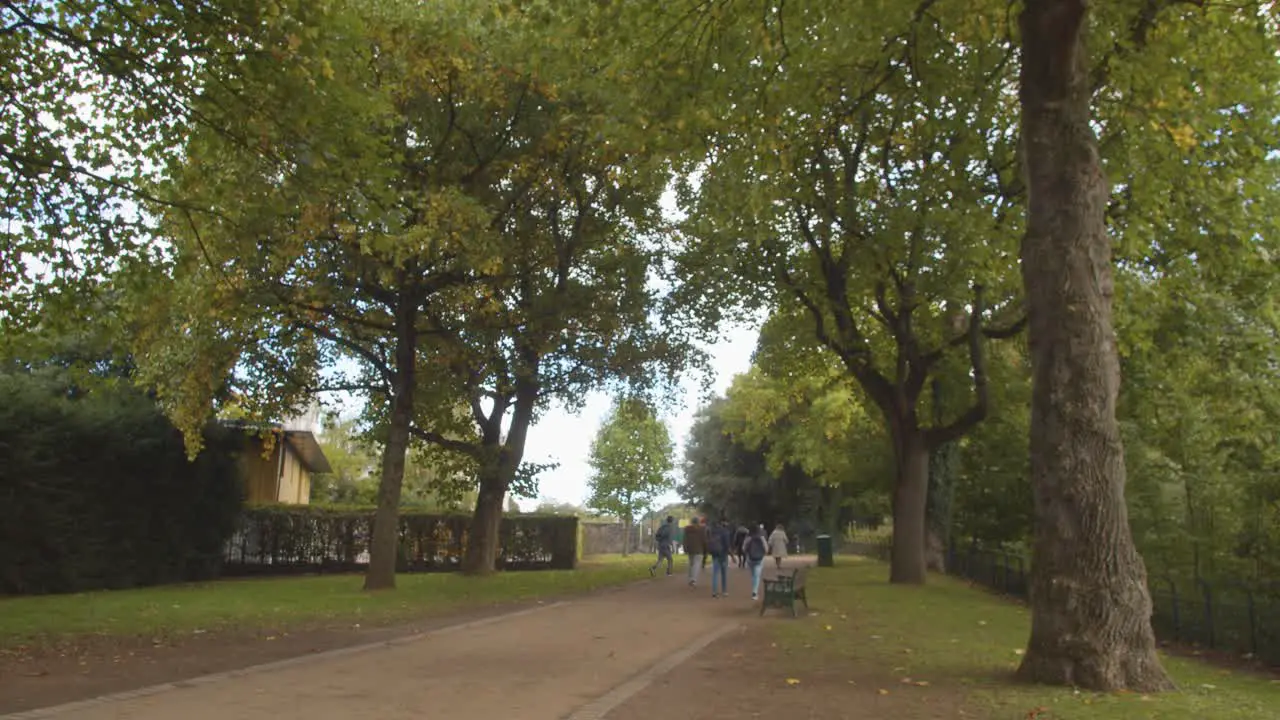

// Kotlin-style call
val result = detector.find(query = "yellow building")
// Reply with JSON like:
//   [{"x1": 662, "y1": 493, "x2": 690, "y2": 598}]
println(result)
[{"x1": 234, "y1": 426, "x2": 332, "y2": 505}]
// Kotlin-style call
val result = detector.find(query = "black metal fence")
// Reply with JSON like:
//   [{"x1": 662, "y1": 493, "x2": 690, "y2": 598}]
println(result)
[{"x1": 843, "y1": 538, "x2": 1280, "y2": 666}]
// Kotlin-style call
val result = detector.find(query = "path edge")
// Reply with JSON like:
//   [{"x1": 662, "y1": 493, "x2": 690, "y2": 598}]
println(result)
[
  {"x1": 563, "y1": 621, "x2": 741, "y2": 720},
  {"x1": 0, "y1": 600, "x2": 571, "y2": 720}
]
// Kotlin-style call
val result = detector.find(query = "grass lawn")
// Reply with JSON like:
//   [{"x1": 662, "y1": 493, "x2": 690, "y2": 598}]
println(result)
[
  {"x1": 0, "y1": 554, "x2": 653, "y2": 649},
  {"x1": 773, "y1": 557, "x2": 1280, "y2": 719}
]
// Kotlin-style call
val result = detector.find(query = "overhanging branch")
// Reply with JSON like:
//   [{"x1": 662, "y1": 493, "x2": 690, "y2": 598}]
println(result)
[{"x1": 925, "y1": 284, "x2": 989, "y2": 448}]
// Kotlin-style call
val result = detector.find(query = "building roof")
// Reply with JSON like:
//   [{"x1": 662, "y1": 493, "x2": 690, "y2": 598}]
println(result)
[
  {"x1": 282, "y1": 430, "x2": 333, "y2": 475},
  {"x1": 221, "y1": 420, "x2": 333, "y2": 475}
]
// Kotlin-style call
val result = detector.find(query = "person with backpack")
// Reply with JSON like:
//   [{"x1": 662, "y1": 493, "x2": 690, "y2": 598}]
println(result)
[
  {"x1": 649, "y1": 516, "x2": 676, "y2": 577},
  {"x1": 743, "y1": 525, "x2": 769, "y2": 600},
  {"x1": 707, "y1": 518, "x2": 734, "y2": 598}
]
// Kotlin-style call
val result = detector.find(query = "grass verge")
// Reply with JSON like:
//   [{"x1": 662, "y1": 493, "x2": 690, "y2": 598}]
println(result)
[
  {"x1": 772, "y1": 557, "x2": 1279, "y2": 719},
  {"x1": 0, "y1": 554, "x2": 654, "y2": 649}
]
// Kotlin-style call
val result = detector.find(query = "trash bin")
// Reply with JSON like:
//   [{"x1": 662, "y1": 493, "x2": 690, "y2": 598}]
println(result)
[{"x1": 816, "y1": 534, "x2": 834, "y2": 567}]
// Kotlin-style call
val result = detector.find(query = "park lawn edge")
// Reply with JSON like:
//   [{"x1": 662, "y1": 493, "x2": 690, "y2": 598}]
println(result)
[
  {"x1": 767, "y1": 557, "x2": 1280, "y2": 720},
  {"x1": 0, "y1": 554, "x2": 655, "y2": 650}
]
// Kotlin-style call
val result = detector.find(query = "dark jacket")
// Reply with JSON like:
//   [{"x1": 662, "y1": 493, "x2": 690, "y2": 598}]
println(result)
[
  {"x1": 683, "y1": 523, "x2": 707, "y2": 555},
  {"x1": 707, "y1": 525, "x2": 734, "y2": 559}
]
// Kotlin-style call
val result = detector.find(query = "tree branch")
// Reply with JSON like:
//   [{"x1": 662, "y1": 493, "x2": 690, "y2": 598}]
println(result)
[
  {"x1": 408, "y1": 425, "x2": 482, "y2": 459},
  {"x1": 925, "y1": 284, "x2": 988, "y2": 447}
]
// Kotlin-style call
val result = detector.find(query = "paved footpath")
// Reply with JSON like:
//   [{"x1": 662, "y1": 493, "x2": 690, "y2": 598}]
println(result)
[{"x1": 3, "y1": 560, "x2": 809, "y2": 720}]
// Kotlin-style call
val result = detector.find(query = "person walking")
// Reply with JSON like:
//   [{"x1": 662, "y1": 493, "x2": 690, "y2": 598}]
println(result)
[
  {"x1": 732, "y1": 524, "x2": 749, "y2": 568},
  {"x1": 743, "y1": 525, "x2": 769, "y2": 600},
  {"x1": 650, "y1": 516, "x2": 676, "y2": 577},
  {"x1": 683, "y1": 517, "x2": 708, "y2": 587},
  {"x1": 768, "y1": 523, "x2": 789, "y2": 571},
  {"x1": 707, "y1": 518, "x2": 733, "y2": 598}
]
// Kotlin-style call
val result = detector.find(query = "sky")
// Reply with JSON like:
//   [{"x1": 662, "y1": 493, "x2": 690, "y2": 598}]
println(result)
[{"x1": 518, "y1": 320, "x2": 759, "y2": 511}]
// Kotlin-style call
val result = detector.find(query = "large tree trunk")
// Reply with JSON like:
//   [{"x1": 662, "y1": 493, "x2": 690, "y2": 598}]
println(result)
[
  {"x1": 1016, "y1": 0, "x2": 1173, "y2": 691},
  {"x1": 363, "y1": 295, "x2": 417, "y2": 591},
  {"x1": 461, "y1": 470, "x2": 506, "y2": 576},
  {"x1": 461, "y1": 376, "x2": 538, "y2": 576},
  {"x1": 889, "y1": 429, "x2": 930, "y2": 585}
]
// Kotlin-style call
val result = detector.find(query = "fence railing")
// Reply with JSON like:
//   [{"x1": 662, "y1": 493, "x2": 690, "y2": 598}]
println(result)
[
  {"x1": 843, "y1": 538, "x2": 1280, "y2": 667},
  {"x1": 222, "y1": 506, "x2": 579, "y2": 574}
]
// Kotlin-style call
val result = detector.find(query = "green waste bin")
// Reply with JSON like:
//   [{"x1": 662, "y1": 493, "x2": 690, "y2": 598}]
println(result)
[{"x1": 816, "y1": 534, "x2": 834, "y2": 567}]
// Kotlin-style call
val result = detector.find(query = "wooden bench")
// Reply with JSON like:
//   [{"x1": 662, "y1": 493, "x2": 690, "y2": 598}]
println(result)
[{"x1": 759, "y1": 566, "x2": 810, "y2": 617}]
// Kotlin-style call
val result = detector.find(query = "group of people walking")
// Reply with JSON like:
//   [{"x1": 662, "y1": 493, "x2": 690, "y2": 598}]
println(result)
[{"x1": 649, "y1": 515, "x2": 789, "y2": 601}]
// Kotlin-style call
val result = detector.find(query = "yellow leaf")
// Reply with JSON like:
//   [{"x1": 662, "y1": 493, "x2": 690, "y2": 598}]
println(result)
[
  {"x1": 785, "y1": 678, "x2": 801, "y2": 686},
  {"x1": 824, "y1": 625, "x2": 833, "y2": 631},
  {"x1": 878, "y1": 689, "x2": 890, "y2": 696},
  {"x1": 1168, "y1": 123, "x2": 1198, "y2": 151}
]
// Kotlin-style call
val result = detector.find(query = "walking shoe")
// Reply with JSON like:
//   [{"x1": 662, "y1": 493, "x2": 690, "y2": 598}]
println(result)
[
  {"x1": 751, "y1": 592, "x2": 758, "y2": 600},
  {"x1": 712, "y1": 593, "x2": 718, "y2": 598}
]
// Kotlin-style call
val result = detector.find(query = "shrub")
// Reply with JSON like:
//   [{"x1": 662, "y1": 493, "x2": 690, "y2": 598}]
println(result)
[{"x1": 0, "y1": 373, "x2": 242, "y2": 594}]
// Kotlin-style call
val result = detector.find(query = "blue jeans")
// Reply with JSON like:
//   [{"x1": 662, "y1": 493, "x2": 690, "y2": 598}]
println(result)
[
  {"x1": 711, "y1": 555, "x2": 729, "y2": 595},
  {"x1": 749, "y1": 560, "x2": 764, "y2": 596}
]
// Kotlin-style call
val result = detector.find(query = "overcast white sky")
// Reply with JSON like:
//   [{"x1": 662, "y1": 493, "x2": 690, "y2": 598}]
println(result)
[{"x1": 518, "y1": 320, "x2": 758, "y2": 510}]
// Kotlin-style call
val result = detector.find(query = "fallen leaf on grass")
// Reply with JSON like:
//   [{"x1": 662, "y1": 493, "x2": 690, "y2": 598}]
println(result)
[
  {"x1": 1013, "y1": 649, "x2": 1025, "y2": 655},
  {"x1": 824, "y1": 625, "x2": 833, "y2": 631},
  {"x1": 785, "y1": 678, "x2": 801, "y2": 686},
  {"x1": 877, "y1": 689, "x2": 890, "y2": 696},
  {"x1": 914, "y1": 681, "x2": 930, "y2": 687}
]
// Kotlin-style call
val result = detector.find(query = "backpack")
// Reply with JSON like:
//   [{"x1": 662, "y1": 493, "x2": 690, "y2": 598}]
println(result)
[
  {"x1": 707, "y1": 528, "x2": 726, "y2": 556},
  {"x1": 746, "y1": 536, "x2": 767, "y2": 562},
  {"x1": 655, "y1": 523, "x2": 672, "y2": 544}
]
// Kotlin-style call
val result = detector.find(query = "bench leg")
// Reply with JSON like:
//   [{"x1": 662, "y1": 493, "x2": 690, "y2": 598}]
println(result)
[
  {"x1": 789, "y1": 597, "x2": 797, "y2": 618},
  {"x1": 798, "y1": 589, "x2": 809, "y2": 611}
]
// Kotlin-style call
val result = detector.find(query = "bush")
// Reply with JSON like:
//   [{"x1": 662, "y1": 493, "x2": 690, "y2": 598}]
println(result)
[
  {"x1": 224, "y1": 504, "x2": 579, "y2": 573},
  {"x1": 0, "y1": 373, "x2": 242, "y2": 594}
]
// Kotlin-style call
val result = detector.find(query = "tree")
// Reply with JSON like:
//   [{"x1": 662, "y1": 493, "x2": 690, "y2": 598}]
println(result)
[
  {"x1": 1013, "y1": 0, "x2": 1280, "y2": 691},
  {"x1": 586, "y1": 397, "x2": 674, "y2": 555},
  {"x1": 1013, "y1": 0, "x2": 1173, "y2": 691},
  {"x1": 666, "y1": 1, "x2": 1032, "y2": 584},
  {"x1": 0, "y1": 1, "x2": 292, "y2": 331},
  {"x1": 132, "y1": 1, "x2": 599, "y2": 589}
]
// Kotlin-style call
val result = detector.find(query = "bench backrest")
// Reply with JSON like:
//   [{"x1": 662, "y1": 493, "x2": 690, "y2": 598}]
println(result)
[{"x1": 793, "y1": 566, "x2": 809, "y2": 590}]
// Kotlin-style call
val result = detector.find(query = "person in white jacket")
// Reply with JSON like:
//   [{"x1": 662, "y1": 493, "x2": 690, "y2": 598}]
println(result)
[{"x1": 768, "y1": 524, "x2": 789, "y2": 571}]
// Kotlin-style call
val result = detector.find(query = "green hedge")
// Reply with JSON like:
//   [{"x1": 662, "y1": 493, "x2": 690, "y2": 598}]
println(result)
[
  {"x1": 223, "y1": 505, "x2": 579, "y2": 573},
  {"x1": 0, "y1": 374, "x2": 243, "y2": 595}
]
